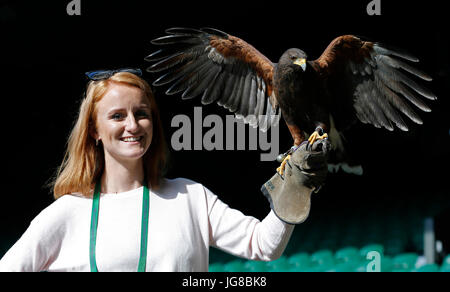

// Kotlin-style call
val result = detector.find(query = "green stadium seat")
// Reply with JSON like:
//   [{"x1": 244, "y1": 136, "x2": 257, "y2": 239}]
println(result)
[
  {"x1": 265, "y1": 256, "x2": 291, "y2": 272},
  {"x1": 310, "y1": 249, "x2": 335, "y2": 266},
  {"x1": 326, "y1": 261, "x2": 359, "y2": 272},
  {"x1": 244, "y1": 260, "x2": 269, "y2": 272},
  {"x1": 439, "y1": 264, "x2": 450, "y2": 272},
  {"x1": 223, "y1": 260, "x2": 246, "y2": 272},
  {"x1": 354, "y1": 261, "x2": 371, "y2": 272},
  {"x1": 335, "y1": 246, "x2": 361, "y2": 263},
  {"x1": 392, "y1": 253, "x2": 419, "y2": 272},
  {"x1": 302, "y1": 264, "x2": 335, "y2": 272},
  {"x1": 380, "y1": 256, "x2": 394, "y2": 272},
  {"x1": 412, "y1": 264, "x2": 439, "y2": 272},
  {"x1": 209, "y1": 262, "x2": 225, "y2": 272},
  {"x1": 289, "y1": 266, "x2": 313, "y2": 272},
  {"x1": 288, "y1": 252, "x2": 311, "y2": 268}
]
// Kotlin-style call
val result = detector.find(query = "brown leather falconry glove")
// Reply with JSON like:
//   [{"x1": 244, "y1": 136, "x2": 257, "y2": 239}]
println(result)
[{"x1": 261, "y1": 139, "x2": 330, "y2": 225}]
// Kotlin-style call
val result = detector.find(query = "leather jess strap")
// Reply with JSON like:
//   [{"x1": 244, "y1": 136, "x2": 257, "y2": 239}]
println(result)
[{"x1": 89, "y1": 180, "x2": 150, "y2": 272}]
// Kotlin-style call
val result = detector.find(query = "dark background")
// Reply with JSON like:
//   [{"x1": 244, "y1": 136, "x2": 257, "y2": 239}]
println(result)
[{"x1": 1, "y1": 0, "x2": 449, "y2": 258}]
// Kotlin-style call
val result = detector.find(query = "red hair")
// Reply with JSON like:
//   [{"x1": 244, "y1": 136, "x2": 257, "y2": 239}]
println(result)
[{"x1": 52, "y1": 72, "x2": 168, "y2": 198}]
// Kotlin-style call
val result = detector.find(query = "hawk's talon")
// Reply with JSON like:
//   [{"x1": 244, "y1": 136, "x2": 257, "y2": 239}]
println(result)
[
  {"x1": 277, "y1": 130, "x2": 327, "y2": 175},
  {"x1": 277, "y1": 154, "x2": 291, "y2": 176},
  {"x1": 307, "y1": 130, "x2": 329, "y2": 147}
]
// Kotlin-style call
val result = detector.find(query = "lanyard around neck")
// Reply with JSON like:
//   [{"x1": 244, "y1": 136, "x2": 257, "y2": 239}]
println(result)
[{"x1": 89, "y1": 180, "x2": 150, "y2": 272}]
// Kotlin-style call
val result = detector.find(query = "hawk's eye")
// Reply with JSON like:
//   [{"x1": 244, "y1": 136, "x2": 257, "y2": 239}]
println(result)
[{"x1": 290, "y1": 55, "x2": 297, "y2": 60}]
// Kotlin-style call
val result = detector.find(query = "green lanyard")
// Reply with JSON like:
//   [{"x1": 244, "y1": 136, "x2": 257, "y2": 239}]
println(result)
[{"x1": 89, "y1": 180, "x2": 150, "y2": 272}]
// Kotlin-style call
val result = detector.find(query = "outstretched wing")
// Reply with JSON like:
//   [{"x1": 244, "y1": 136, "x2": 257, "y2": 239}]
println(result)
[
  {"x1": 146, "y1": 27, "x2": 280, "y2": 131},
  {"x1": 311, "y1": 35, "x2": 436, "y2": 131}
]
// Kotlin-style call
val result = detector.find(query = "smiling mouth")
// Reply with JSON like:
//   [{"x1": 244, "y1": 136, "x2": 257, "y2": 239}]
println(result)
[{"x1": 120, "y1": 136, "x2": 143, "y2": 142}]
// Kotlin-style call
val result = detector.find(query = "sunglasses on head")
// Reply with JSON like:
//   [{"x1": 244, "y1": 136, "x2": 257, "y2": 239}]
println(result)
[{"x1": 85, "y1": 68, "x2": 143, "y2": 81}]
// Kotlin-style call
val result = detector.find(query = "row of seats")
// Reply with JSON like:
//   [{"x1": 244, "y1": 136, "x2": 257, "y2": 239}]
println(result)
[
  {"x1": 209, "y1": 192, "x2": 450, "y2": 272},
  {"x1": 277, "y1": 192, "x2": 450, "y2": 257},
  {"x1": 209, "y1": 245, "x2": 450, "y2": 272}
]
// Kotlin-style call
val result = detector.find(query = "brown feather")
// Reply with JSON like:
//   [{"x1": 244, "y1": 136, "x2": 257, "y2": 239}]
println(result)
[
  {"x1": 210, "y1": 35, "x2": 274, "y2": 97},
  {"x1": 314, "y1": 35, "x2": 374, "y2": 75}
]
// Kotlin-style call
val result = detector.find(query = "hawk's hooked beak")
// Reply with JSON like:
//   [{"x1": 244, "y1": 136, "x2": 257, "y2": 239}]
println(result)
[{"x1": 294, "y1": 58, "x2": 307, "y2": 71}]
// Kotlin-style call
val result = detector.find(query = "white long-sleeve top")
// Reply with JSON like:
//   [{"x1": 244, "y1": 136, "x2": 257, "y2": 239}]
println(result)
[{"x1": 0, "y1": 178, "x2": 294, "y2": 272}]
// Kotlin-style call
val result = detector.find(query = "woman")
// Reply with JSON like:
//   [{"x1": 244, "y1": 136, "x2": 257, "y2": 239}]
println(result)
[{"x1": 0, "y1": 68, "x2": 315, "y2": 272}]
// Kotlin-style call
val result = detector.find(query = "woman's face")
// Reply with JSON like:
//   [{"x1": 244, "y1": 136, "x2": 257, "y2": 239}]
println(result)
[{"x1": 94, "y1": 83, "x2": 153, "y2": 164}]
